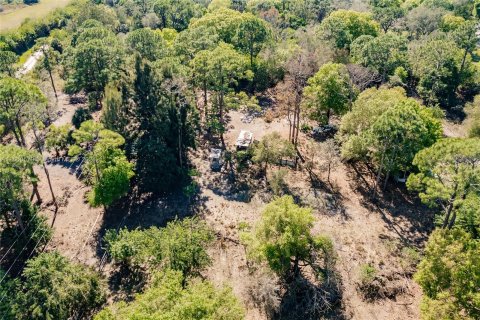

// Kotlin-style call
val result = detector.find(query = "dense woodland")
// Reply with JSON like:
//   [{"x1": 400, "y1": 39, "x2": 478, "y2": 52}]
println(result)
[{"x1": 0, "y1": 0, "x2": 479, "y2": 319}]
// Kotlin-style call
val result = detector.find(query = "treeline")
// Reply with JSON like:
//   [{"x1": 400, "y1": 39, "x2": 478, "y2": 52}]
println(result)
[
  {"x1": 0, "y1": 0, "x2": 479, "y2": 319},
  {"x1": 0, "y1": 0, "x2": 83, "y2": 54}
]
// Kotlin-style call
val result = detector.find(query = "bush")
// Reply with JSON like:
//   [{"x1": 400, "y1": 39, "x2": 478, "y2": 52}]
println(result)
[
  {"x1": 358, "y1": 264, "x2": 376, "y2": 286},
  {"x1": 94, "y1": 269, "x2": 244, "y2": 320},
  {"x1": 16, "y1": 252, "x2": 106, "y2": 320},
  {"x1": 72, "y1": 107, "x2": 92, "y2": 129},
  {"x1": 357, "y1": 263, "x2": 385, "y2": 301},
  {"x1": 105, "y1": 217, "x2": 214, "y2": 276},
  {"x1": 267, "y1": 169, "x2": 288, "y2": 196}
]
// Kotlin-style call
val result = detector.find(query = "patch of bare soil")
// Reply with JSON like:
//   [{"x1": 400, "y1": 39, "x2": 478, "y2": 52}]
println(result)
[
  {"x1": 192, "y1": 110, "x2": 428, "y2": 320},
  {"x1": 442, "y1": 119, "x2": 466, "y2": 138},
  {"x1": 36, "y1": 162, "x2": 103, "y2": 267},
  {"x1": 33, "y1": 89, "x2": 104, "y2": 267}
]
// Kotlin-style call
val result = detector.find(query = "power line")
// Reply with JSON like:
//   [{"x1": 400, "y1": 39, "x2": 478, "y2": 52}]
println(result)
[
  {"x1": 0, "y1": 212, "x2": 40, "y2": 264},
  {"x1": 0, "y1": 227, "x2": 52, "y2": 320},
  {"x1": 0, "y1": 222, "x2": 50, "y2": 286}
]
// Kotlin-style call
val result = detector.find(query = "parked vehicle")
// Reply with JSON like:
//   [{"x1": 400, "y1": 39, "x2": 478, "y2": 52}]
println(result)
[
  {"x1": 209, "y1": 148, "x2": 224, "y2": 171},
  {"x1": 311, "y1": 125, "x2": 336, "y2": 140}
]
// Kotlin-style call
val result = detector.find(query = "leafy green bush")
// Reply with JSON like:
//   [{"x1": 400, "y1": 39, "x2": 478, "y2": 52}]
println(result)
[
  {"x1": 415, "y1": 229, "x2": 480, "y2": 320},
  {"x1": 241, "y1": 196, "x2": 336, "y2": 279},
  {"x1": 105, "y1": 217, "x2": 214, "y2": 276},
  {"x1": 267, "y1": 169, "x2": 288, "y2": 196},
  {"x1": 0, "y1": 251, "x2": 106, "y2": 320},
  {"x1": 358, "y1": 264, "x2": 377, "y2": 286},
  {"x1": 94, "y1": 269, "x2": 244, "y2": 320}
]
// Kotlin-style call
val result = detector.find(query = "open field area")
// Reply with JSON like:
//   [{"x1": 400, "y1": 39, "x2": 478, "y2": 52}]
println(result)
[{"x1": 0, "y1": 0, "x2": 71, "y2": 31}]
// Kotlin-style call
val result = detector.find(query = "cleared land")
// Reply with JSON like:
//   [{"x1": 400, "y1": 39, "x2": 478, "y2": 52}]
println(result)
[{"x1": 0, "y1": 0, "x2": 71, "y2": 32}]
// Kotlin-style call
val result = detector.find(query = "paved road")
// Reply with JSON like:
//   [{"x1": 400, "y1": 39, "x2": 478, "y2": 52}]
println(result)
[{"x1": 16, "y1": 48, "x2": 44, "y2": 77}]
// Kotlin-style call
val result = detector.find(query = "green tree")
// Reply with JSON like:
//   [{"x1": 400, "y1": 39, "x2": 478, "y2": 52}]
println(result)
[
  {"x1": 132, "y1": 58, "x2": 197, "y2": 194},
  {"x1": 192, "y1": 43, "x2": 251, "y2": 145},
  {"x1": 190, "y1": 49, "x2": 213, "y2": 117},
  {"x1": 440, "y1": 14, "x2": 466, "y2": 32},
  {"x1": 94, "y1": 269, "x2": 244, "y2": 320},
  {"x1": 415, "y1": 229, "x2": 480, "y2": 320},
  {"x1": 407, "y1": 138, "x2": 480, "y2": 233},
  {"x1": 101, "y1": 82, "x2": 130, "y2": 140},
  {"x1": 0, "y1": 77, "x2": 46, "y2": 147},
  {"x1": 0, "y1": 49, "x2": 17, "y2": 77},
  {"x1": 65, "y1": 25, "x2": 124, "y2": 108},
  {"x1": 241, "y1": 195, "x2": 335, "y2": 279},
  {"x1": 339, "y1": 87, "x2": 410, "y2": 160},
  {"x1": 350, "y1": 33, "x2": 407, "y2": 81},
  {"x1": 367, "y1": 100, "x2": 442, "y2": 193},
  {"x1": 70, "y1": 120, "x2": 134, "y2": 207},
  {"x1": 87, "y1": 146, "x2": 134, "y2": 207},
  {"x1": 402, "y1": 5, "x2": 445, "y2": 39},
  {"x1": 302, "y1": 63, "x2": 354, "y2": 124},
  {"x1": 208, "y1": 0, "x2": 232, "y2": 11},
  {"x1": 0, "y1": 145, "x2": 42, "y2": 230},
  {"x1": 174, "y1": 25, "x2": 219, "y2": 61},
  {"x1": 252, "y1": 132, "x2": 295, "y2": 176},
  {"x1": 408, "y1": 37, "x2": 468, "y2": 107},
  {"x1": 23, "y1": 95, "x2": 60, "y2": 213},
  {"x1": 125, "y1": 28, "x2": 166, "y2": 61},
  {"x1": 451, "y1": 20, "x2": 477, "y2": 76},
  {"x1": 36, "y1": 38, "x2": 60, "y2": 98},
  {"x1": 0, "y1": 269, "x2": 20, "y2": 320},
  {"x1": 319, "y1": 9, "x2": 379, "y2": 50},
  {"x1": 370, "y1": 0, "x2": 405, "y2": 32},
  {"x1": 45, "y1": 124, "x2": 71, "y2": 157},
  {"x1": 153, "y1": 0, "x2": 204, "y2": 30},
  {"x1": 105, "y1": 217, "x2": 214, "y2": 276},
  {"x1": 188, "y1": 8, "x2": 244, "y2": 44},
  {"x1": 17, "y1": 251, "x2": 106, "y2": 320},
  {"x1": 234, "y1": 12, "x2": 270, "y2": 67}
]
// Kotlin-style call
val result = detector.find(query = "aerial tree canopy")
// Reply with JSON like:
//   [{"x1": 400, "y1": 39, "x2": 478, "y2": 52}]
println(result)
[
  {"x1": 303, "y1": 62, "x2": 354, "y2": 124},
  {"x1": 242, "y1": 195, "x2": 335, "y2": 279},
  {"x1": 407, "y1": 138, "x2": 480, "y2": 234},
  {"x1": 319, "y1": 9, "x2": 380, "y2": 50},
  {"x1": 94, "y1": 269, "x2": 244, "y2": 320},
  {"x1": 415, "y1": 229, "x2": 480, "y2": 320}
]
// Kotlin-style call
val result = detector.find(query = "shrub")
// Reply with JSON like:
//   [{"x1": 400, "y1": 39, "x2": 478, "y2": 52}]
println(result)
[
  {"x1": 94, "y1": 269, "x2": 244, "y2": 320},
  {"x1": 105, "y1": 217, "x2": 214, "y2": 276},
  {"x1": 359, "y1": 264, "x2": 376, "y2": 286},
  {"x1": 267, "y1": 169, "x2": 288, "y2": 196},
  {"x1": 72, "y1": 107, "x2": 92, "y2": 129}
]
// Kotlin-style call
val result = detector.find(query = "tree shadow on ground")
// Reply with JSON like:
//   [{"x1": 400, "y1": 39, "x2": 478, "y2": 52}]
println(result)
[
  {"x1": 206, "y1": 172, "x2": 253, "y2": 203},
  {"x1": 345, "y1": 162, "x2": 434, "y2": 247},
  {"x1": 45, "y1": 156, "x2": 84, "y2": 178},
  {"x1": 294, "y1": 168, "x2": 349, "y2": 220},
  {"x1": 93, "y1": 189, "x2": 210, "y2": 297},
  {"x1": 277, "y1": 273, "x2": 345, "y2": 320},
  {"x1": 108, "y1": 264, "x2": 148, "y2": 303}
]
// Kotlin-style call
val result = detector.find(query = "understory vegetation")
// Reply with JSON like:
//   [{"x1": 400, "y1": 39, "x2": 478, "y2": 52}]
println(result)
[{"x1": 0, "y1": 0, "x2": 479, "y2": 319}]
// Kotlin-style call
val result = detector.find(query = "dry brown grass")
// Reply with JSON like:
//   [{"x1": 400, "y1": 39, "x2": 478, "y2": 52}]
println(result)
[{"x1": 0, "y1": 0, "x2": 71, "y2": 32}]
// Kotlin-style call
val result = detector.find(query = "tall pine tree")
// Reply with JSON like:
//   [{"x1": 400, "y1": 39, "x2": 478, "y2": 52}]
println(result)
[{"x1": 132, "y1": 57, "x2": 197, "y2": 194}]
